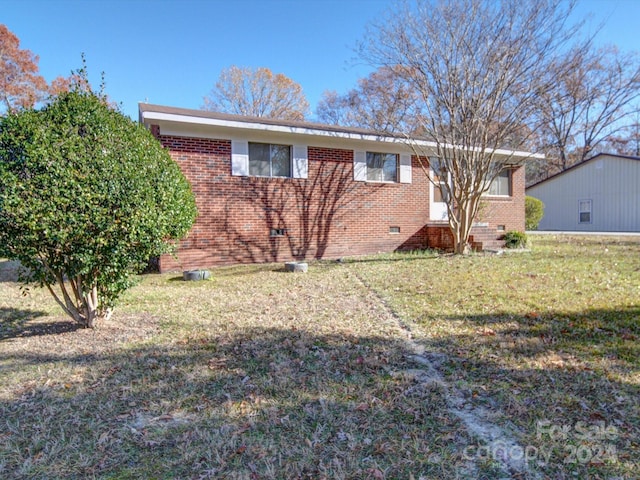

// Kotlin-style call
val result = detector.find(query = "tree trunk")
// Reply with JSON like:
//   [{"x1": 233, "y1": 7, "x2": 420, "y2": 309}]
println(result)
[
  {"x1": 47, "y1": 275, "x2": 111, "y2": 328},
  {"x1": 450, "y1": 196, "x2": 478, "y2": 255}
]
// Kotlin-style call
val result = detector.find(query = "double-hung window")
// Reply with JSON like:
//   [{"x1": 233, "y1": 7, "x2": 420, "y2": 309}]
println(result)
[
  {"x1": 249, "y1": 142, "x2": 291, "y2": 177},
  {"x1": 579, "y1": 199, "x2": 592, "y2": 224},
  {"x1": 231, "y1": 140, "x2": 307, "y2": 178},
  {"x1": 487, "y1": 169, "x2": 511, "y2": 196},
  {"x1": 366, "y1": 152, "x2": 398, "y2": 182},
  {"x1": 354, "y1": 151, "x2": 411, "y2": 183}
]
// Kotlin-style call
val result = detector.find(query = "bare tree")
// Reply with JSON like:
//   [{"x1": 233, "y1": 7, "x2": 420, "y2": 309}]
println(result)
[
  {"x1": 316, "y1": 66, "x2": 420, "y2": 133},
  {"x1": 597, "y1": 117, "x2": 640, "y2": 157},
  {"x1": 537, "y1": 45, "x2": 640, "y2": 171},
  {"x1": 203, "y1": 66, "x2": 309, "y2": 120},
  {"x1": 358, "y1": 0, "x2": 580, "y2": 254}
]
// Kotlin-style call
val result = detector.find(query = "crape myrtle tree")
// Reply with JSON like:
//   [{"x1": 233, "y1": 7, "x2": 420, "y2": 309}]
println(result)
[
  {"x1": 358, "y1": 0, "x2": 581, "y2": 254},
  {"x1": 0, "y1": 79, "x2": 197, "y2": 328}
]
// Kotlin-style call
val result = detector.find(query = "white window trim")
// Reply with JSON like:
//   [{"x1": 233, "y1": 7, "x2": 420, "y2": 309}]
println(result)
[
  {"x1": 399, "y1": 154, "x2": 412, "y2": 183},
  {"x1": 231, "y1": 140, "x2": 249, "y2": 176},
  {"x1": 231, "y1": 140, "x2": 308, "y2": 179},
  {"x1": 354, "y1": 151, "x2": 367, "y2": 181},
  {"x1": 354, "y1": 150, "x2": 411, "y2": 184},
  {"x1": 578, "y1": 199, "x2": 592, "y2": 224},
  {"x1": 292, "y1": 145, "x2": 308, "y2": 179}
]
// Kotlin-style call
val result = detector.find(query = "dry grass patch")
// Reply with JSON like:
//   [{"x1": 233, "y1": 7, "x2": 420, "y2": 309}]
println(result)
[
  {"x1": 1, "y1": 260, "x2": 475, "y2": 479},
  {"x1": 1, "y1": 235, "x2": 638, "y2": 479},
  {"x1": 355, "y1": 235, "x2": 639, "y2": 479}
]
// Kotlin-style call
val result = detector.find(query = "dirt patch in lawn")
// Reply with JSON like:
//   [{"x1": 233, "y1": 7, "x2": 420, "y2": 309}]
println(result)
[{"x1": 0, "y1": 313, "x2": 161, "y2": 358}]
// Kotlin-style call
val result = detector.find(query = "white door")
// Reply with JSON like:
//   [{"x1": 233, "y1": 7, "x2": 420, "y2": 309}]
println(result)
[{"x1": 430, "y1": 161, "x2": 449, "y2": 221}]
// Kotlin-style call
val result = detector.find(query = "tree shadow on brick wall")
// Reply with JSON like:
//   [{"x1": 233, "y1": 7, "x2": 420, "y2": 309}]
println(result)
[{"x1": 223, "y1": 161, "x2": 381, "y2": 263}]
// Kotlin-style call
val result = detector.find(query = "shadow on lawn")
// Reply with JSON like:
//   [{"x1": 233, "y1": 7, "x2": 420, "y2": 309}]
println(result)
[
  {"x1": 414, "y1": 306, "x2": 639, "y2": 478},
  {"x1": 166, "y1": 264, "x2": 288, "y2": 282},
  {"x1": 0, "y1": 327, "x2": 472, "y2": 480},
  {"x1": 1, "y1": 316, "x2": 637, "y2": 479},
  {"x1": 343, "y1": 250, "x2": 441, "y2": 265},
  {"x1": 0, "y1": 307, "x2": 68, "y2": 341},
  {"x1": 434, "y1": 305, "x2": 640, "y2": 366}
]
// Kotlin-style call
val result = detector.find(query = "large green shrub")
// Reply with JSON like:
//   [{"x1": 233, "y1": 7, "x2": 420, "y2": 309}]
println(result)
[
  {"x1": 525, "y1": 196, "x2": 545, "y2": 230},
  {"x1": 0, "y1": 89, "x2": 197, "y2": 327}
]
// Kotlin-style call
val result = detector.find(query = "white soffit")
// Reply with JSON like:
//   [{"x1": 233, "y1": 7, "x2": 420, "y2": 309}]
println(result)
[
  {"x1": 141, "y1": 110, "x2": 542, "y2": 160},
  {"x1": 142, "y1": 111, "x2": 412, "y2": 145}
]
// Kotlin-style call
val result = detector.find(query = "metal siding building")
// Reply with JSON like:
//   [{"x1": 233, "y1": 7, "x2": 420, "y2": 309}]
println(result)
[{"x1": 527, "y1": 154, "x2": 640, "y2": 232}]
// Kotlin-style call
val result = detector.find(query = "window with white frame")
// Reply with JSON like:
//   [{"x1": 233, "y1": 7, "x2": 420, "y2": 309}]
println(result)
[
  {"x1": 232, "y1": 141, "x2": 307, "y2": 179},
  {"x1": 579, "y1": 199, "x2": 592, "y2": 224},
  {"x1": 366, "y1": 152, "x2": 398, "y2": 182},
  {"x1": 249, "y1": 142, "x2": 291, "y2": 177},
  {"x1": 354, "y1": 151, "x2": 411, "y2": 183},
  {"x1": 487, "y1": 169, "x2": 512, "y2": 196}
]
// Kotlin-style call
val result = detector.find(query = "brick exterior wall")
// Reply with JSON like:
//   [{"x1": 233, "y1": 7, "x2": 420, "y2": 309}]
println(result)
[
  {"x1": 426, "y1": 166, "x2": 526, "y2": 250},
  {"x1": 155, "y1": 128, "x2": 525, "y2": 271},
  {"x1": 476, "y1": 166, "x2": 526, "y2": 232}
]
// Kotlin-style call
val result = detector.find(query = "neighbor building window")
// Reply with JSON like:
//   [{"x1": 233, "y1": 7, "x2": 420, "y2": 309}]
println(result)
[
  {"x1": 366, "y1": 152, "x2": 398, "y2": 182},
  {"x1": 579, "y1": 199, "x2": 592, "y2": 224},
  {"x1": 249, "y1": 142, "x2": 291, "y2": 177},
  {"x1": 487, "y1": 169, "x2": 511, "y2": 196}
]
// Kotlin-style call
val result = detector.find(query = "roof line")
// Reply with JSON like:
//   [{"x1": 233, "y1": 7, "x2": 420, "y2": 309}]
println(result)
[
  {"x1": 139, "y1": 103, "x2": 543, "y2": 159},
  {"x1": 527, "y1": 152, "x2": 640, "y2": 189}
]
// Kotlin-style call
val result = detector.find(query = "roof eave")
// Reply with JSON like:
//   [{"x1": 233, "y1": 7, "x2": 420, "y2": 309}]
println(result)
[
  {"x1": 140, "y1": 104, "x2": 541, "y2": 161},
  {"x1": 140, "y1": 109, "x2": 421, "y2": 146}
]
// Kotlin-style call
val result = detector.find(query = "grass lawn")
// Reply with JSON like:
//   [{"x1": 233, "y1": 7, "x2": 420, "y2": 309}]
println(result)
[{"x1": 0, "y1": 234, "x2": 638, "y2": 479}]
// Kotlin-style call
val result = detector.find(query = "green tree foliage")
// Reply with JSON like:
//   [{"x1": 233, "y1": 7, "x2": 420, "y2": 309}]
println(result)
[
  {"x1": 0, "y1": 88, "x2": 197, "y2": 328},
  {"x1": 525, "y1": 196, "x2": 545, "y2": 230}
]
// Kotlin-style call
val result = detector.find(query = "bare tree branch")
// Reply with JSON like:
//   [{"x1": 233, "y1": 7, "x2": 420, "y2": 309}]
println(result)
[
  {"x1": 358, "y1": 0, "x2": 578, "y2": 253},
  {"x1": 203, "y1": 66, "x2": 309, "y2": 121}
]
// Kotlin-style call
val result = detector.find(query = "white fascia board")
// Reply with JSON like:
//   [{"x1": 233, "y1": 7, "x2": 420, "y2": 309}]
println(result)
[
  {"x1": 142, "y1": 110, "x2": 414, "y2": 145},
  {"x1": 141, "y1": 110, "x2": 542, "y2": 160},
  {"x1": 405, "y1": 139, "x2": 544, "y2": 161}
]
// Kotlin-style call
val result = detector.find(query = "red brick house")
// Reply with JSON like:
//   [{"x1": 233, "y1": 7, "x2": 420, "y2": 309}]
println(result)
[{"x1": 139, "y1": 104, "x2": 529, "y2": 272}]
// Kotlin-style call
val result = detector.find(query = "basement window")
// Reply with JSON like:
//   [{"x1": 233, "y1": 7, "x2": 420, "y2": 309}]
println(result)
[
  {"x1": 389, "y1": 226, "x2": 401, "y2": 234},
  {"x1": 270, "y1": 228, "x2": 286, "y2": 237}
]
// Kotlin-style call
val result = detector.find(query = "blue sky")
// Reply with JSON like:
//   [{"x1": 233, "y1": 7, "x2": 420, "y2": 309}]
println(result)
[{"x1": 3, "y1": 0, "x2": 639, "y2": 120}]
